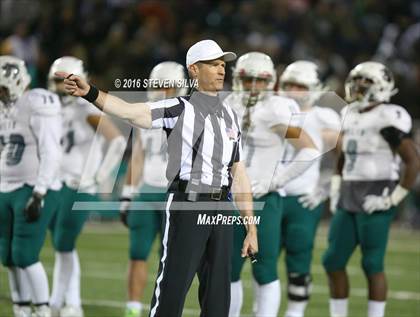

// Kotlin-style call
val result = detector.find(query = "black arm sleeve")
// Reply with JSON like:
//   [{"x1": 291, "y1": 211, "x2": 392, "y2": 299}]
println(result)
[{"x1": 380, "y1": 126, "x2": 412, "y2": 149}]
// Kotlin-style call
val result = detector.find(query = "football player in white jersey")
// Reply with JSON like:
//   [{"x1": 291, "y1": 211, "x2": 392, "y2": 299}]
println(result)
[
  {"x1": 119, "y1": 61, "x2": 187, "y2": 317},
  {"x1": 47, "y1": 57, "x2": 126, "y2": 317},
  {"x1": 278, "y1": 61, "x2": 341, "y2": 317},
  {"x1": 0, "y1": 56, "x2": 62, "y2": 317},
  {"x1": 322, "y1": 62, "x2": 419, "y2": 317},
  {"x1": 225, "y1": 52, "x2": 320, "y2": 317}
]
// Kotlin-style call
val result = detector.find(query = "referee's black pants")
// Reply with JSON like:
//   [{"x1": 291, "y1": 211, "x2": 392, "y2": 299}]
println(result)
[{"x1": 149, "y1": 191, "x2": 233, "y2": 317}]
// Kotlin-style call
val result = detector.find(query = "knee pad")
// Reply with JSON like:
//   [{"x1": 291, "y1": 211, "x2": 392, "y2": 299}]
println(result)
[
  {"x1": 361, "y1": 252, "x2": 384, "y2": 276},
  {"x1": 287, "y1": 273, "x2": 312, "y2": 301}
]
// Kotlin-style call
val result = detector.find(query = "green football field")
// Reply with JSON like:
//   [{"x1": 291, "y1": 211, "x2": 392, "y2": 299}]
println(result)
[{"x1": 1, "y1": 222, "x2": 419, "y2": 317}]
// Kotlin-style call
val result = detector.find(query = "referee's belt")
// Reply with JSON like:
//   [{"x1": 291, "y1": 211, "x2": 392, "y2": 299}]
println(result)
[{"x1": 169, "y1": 180, "x2": 230, "y2": 201}]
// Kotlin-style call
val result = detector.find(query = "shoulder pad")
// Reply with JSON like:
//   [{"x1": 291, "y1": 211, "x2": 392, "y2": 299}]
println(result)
[{"x1": 380, "y1": 104, "x2": 412, "y2": 133}]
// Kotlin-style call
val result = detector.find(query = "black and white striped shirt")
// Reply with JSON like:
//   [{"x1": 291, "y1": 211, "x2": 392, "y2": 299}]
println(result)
[{"x1": 149, "y1": 90, "x2": 243, "y2": 189}]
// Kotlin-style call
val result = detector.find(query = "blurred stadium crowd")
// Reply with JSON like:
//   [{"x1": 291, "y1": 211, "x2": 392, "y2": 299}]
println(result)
[{"x1": 1, "y1": 0, "x2": 420, "y2": 118}]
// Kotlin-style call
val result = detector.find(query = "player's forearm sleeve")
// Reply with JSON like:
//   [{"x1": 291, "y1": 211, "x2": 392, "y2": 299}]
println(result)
[{"x1": 30, "y1": 114, "x2": 62, "y2": 195}]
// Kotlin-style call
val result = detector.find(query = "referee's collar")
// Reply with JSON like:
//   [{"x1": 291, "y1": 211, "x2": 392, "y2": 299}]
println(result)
[{"x1": 189, "y1": 89, "x2": 224, "y2": 117}]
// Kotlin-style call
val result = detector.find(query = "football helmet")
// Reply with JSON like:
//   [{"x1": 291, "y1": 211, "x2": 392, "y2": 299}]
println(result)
[
  {"x1": 48, "y1": 56, "x2": 88, "y2": 93},
  {"x1": 279, "y1": 60, "x2": 323, "y2": 107},
  {"x1": 0, "y1": 55, "x2": 31, "y2": 108},
  {"x1": 147, "y1": 61, "x2": 187, "y2": 101},
  {"x1": 232, "y1": 52, "x2": 276, "y2": 106},
  {"x1": 345, "y1": 61, "x2": 397, "y2": 107}
]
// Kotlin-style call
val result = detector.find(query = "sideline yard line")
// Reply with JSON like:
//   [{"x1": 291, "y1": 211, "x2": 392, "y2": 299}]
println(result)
[
  {"x1": 82, "y1": 299, "x2": 318, "y2": 316},
  {"x1": 36, "y1": 267, "x2": 420, "y2": 302},
  {"x1": 42, "y1": 263, "x2": 419, "y2": 280}
]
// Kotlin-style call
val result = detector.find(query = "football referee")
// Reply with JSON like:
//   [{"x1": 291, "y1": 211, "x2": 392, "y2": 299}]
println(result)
[{"x1": 57, "y1": 39, "x2": 258, "y2": 317}]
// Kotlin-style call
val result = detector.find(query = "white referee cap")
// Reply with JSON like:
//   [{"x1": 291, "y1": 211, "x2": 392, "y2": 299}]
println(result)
[{"x1": 186, "y1": 39, "x2": 236, "y2": 67}]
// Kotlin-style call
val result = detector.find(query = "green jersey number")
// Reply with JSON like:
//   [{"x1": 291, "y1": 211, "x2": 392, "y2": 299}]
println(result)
[
  {"x1": 0, "y1": 134, "x2": 26, "y2": 166},
  {"x1": 345, "y1": 139, "x2": 358, "y2": 172},
  {"x1": 63, "y1": 130, "x2": 75, "y2": 153}
]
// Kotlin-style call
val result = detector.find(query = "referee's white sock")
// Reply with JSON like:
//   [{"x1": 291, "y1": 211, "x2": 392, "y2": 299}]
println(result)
[
  {"x1": 50, "y1": 252, "x2": 74, "y2": 309},
  {"x1": 368, "y1": 300, "x2": 386, "y2": 317},
  {"x1": 229, "y1": 281, "x2": 243, "y2": 317},
  {"x1": 255, "y1": 279, "x2": 280, "y2": 317},
  {"x1": 329, "y1": 298, "x2": 348, "y2": 317}
]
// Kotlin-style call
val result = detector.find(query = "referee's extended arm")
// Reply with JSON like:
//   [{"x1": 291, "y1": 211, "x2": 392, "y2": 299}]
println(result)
[
  {"x1": 231, "y1": 161, "x2": 258, "y2": 258},
  {"x1": 55, "y1": 71, "x2": 152, "y2": 129}
]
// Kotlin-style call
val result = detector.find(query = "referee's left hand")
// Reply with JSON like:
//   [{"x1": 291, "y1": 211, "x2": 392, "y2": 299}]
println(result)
[{"x1": 242, "y1": 226, "x2": 258, "y2": 258}]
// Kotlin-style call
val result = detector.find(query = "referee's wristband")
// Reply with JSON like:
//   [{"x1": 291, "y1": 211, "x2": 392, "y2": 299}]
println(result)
[{"x1": 83, "y1": 85, "x2": 99, "y2": 103}]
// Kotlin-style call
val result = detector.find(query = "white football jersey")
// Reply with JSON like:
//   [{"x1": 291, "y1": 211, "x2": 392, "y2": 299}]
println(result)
[
  {"x1": 225, "y1": 93, "x2": 299, "y2": 191},
  {"x1": 60, "y1": 97, "x2": 104, "y2": 188},
  {"x1": 139, "y1": 128, "x2": 168, "y2": 188},
  {"x1": 283, "y1": 106, "x2": 341, "y2": 195},
  {"x1": 0, "y1": 89, "x2": 62, "y2": 193},
  {"x1": 341, "y1": 103, "x2": 412, "y2": 181}
]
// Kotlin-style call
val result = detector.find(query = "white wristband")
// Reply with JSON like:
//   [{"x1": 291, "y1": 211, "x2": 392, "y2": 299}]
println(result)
[{"x1": 390, "y1": 184, "x2": 409, "y2": 206}]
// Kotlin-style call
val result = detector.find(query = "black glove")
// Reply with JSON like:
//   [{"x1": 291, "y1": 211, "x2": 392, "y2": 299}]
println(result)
[
  {"x1": 24, "y1": 192, "x2": 44, "y2": 223},
  {"x1": 119, "y1": 197, "x2": 131, "y2": 227}
]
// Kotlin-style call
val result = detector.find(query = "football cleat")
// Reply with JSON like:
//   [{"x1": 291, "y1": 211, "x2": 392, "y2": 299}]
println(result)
[
  {"x1": 13, "y1": 304, "x2": 32, "y2": 317},
  {"x1": 60, "y1": 305, "x2": 84, "y2": 317},
  {"x1": 31, "y1": 305, "x2": 51, "y2": 317},
  {"x1": 124, "y1": 307, "x2": 141, "y2": 317}
]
